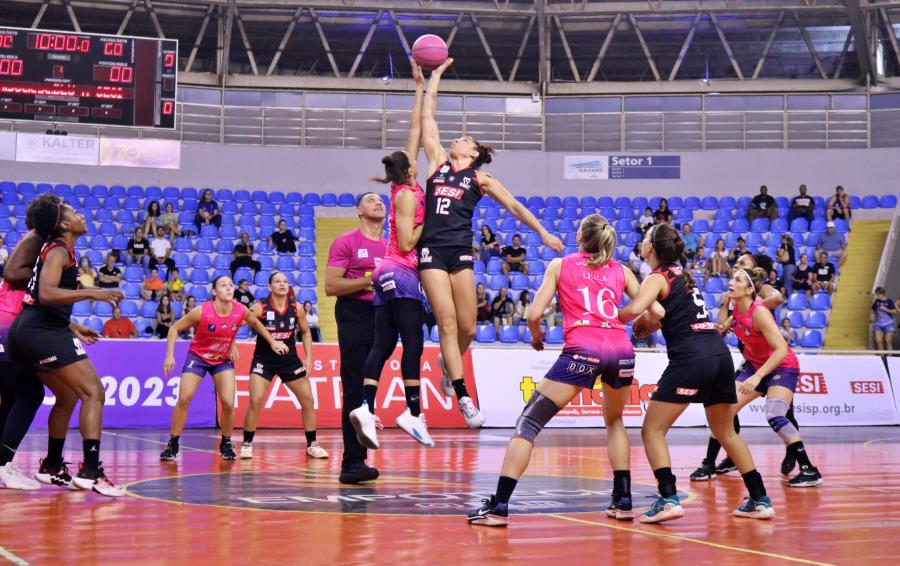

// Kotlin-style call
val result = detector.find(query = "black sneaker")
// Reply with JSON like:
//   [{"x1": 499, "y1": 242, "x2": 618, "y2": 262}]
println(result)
[
  {"x1": 160, "y1": 440, "x2": 179, "y2": 462},
  {"x1": 788, "y1": 466, "x2": 823, "y2": 488},
  {"x1": 220, "y1": 439, "x2": 236, "y2": 461},
  {"x1": 690, "y1": 460, "x2": 716, "y2": 481},
  {"x1": 715, "y1": 457, "x2": 738, "y2": 475},
  {"x1": 606, "y1": 495, "x2": 633, "y2": 520},
  {"x1": 34, "y1": 459, "x2": 75, "y2": 489},
  {"x1": 339, "y1": 464, "x2": 379, "y2": 484},
  {"x1": 467, "y1": 495, "x2": 509, "y2": 527},
  {"x1": 780, "y1": 449, "x2": 797, "y2": 475}
]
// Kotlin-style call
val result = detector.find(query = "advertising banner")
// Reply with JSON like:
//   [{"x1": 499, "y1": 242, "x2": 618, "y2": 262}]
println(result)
[
  {"x1": 0, "y1": 131, "x2": 15, "y2": 161},
  {"x1": 15, "y1": 132, "x2": 99, "y2": 166},
  {"x1": 563, "y1": 155, "x2": 682, "y2": 180},
  {"x1": 99, "y1": 137, "x2": 181, "y2": 169}
]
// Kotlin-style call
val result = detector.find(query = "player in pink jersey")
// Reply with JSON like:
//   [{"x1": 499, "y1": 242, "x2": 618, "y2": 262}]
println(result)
[
  {"x1": 160, "y1": 275, "x2": 288, "y2": 461},
  {"x1": 469, "y1": 215, "x2": 658, "y2": 527},
  {"x1": 352, "y1": 63, "x2": 434, "y2": 449},
  {"x1": 723, "y1": 267, "x2": 822, "y2": 487}
]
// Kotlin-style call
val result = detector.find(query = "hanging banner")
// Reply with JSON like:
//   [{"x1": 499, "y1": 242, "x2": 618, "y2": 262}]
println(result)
[
  {"x1": 99, "y1": 137, "x2": 181, "y2": 169},
  {"x1": 15, "y1": 132, "x2": 99, "y2": 166},
  {"x1": 0, "y1": 131, "x2": 15, "y2": 161}
]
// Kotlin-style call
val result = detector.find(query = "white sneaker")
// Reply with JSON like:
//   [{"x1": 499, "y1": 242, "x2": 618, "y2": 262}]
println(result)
[
  {"x1": 73, "y1": 465, "x2": 125, "y2": 497},
  {"x1": 458, "y1": 396, "x2": 485, "y2": 428},
  {"x1": 396, "y1": 409, "x2": 435, "y2": 447},
  {"x1": 437, "y1": 353, "x2": 454, "y2": 397},
  {"x1": 0, "y1": 462, "x2": 41, "y2": 490},
  {"x1": 240, "y1": 443, "x2": 253, "y2": 459},
  {"x1": 349, "y1": 404, "x2": 381, "y2": 450},
  {"x1": 306, "y1": 442, "x2": 329, "y2": 459}
]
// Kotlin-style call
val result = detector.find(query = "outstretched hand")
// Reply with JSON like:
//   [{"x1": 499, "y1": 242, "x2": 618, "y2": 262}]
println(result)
[
  {"x1": 431, "y1": 58, "x2": 454, "y2": 76},
  {"x1": 412, "y1": 62, "x2": 425, "y2": 85}
]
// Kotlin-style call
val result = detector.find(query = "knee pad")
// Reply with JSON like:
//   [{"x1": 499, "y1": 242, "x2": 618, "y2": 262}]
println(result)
[
  {"x1": 513, "y1": 393, "x2": 560, "y2": 445},
  {"x1": 765, "y1": 398, "x2": 799, "y2": 442}
]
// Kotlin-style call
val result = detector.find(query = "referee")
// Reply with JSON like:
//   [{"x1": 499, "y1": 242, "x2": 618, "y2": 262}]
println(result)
[{"x1": 325, "y1": 193, "x2": 387, "y2": 484}]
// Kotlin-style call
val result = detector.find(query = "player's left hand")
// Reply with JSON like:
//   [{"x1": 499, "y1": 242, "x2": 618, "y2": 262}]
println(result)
[
  {"x1": 272, "y1": 341, "x2": 289, "y2": 355},
  {"x1": 229, "y1": 344, "x2": 240, "y2": 363},
  {"x1": 530, "y1": 331, "x2": 545, "y2": 352},
  {"x1": 72, "y1": 324, "x2": 100, "y2": 345},
  {"x1": 738, "y1": 375, "x2": 761, "y2": 396},
  {"x1": 542, "y1": 233, "x2": 564, "y2": 253}
]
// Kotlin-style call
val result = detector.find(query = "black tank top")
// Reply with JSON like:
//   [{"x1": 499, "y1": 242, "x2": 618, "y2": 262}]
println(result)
[
  {"x1": 420, "y1": 160, "x2": 483, "y2": 248},
  {"x1": 23, "y1": 238, "x2": 79, "y2": 326},
  {"x1": 254, "y1": 296, "x2": 297, "y2": 360},
  {"x1": 655, "y1": 264, "x2": 728, "y2": 362}
]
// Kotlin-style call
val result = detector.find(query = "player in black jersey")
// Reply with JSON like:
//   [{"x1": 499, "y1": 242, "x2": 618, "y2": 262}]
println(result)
[
  {"x1": 8, "y1": 199, "x2": 125, "y2": 496},
  {"x1": 240, "y1": 272, "x2": 326, "y2": 460},
  {"x1": 419, "y1": 59, "x2": 563, "y2": 427},
  {"x1": 619, "y1": 224, "x2": 774, "y2": 523}
]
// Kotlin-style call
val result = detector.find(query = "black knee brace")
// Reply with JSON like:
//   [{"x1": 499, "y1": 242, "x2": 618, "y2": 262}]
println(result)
[{"x1": 513, "y1": 392, "x2": 560, "y2": 444}]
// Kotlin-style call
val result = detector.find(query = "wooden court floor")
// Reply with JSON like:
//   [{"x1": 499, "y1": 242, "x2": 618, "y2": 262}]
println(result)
[{"x1": 0, "y1": 426, "x2": 897, "y2": 565}]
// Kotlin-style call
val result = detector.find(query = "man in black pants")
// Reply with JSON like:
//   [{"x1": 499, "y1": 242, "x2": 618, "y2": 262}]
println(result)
[{"x1": 325, "y1": 193, "x2": 387, "y2": 484}]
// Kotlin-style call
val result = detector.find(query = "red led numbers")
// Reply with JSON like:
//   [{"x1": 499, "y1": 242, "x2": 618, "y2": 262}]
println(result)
[
  {"x1": 32, "y1": 33, "x2": 90, "y2": 52},
  {"x1": 104, "y1": 42, "x2": 124, "y2": 56},
  {"x1": 108, "y1": 66, "x2": 133, "y2": 83},
  {"x1": 0, "y1": 59, "x2": 23, "y2": 76},
  {"x1": 162, "y1": 101, "x2": 174, "y2": 115},
  {"x1": 0, "y1": 35, "x2": 13, "y2": 49},
  {"x1": 164, "y1": 53, "x2": 175, "y2": 68}
]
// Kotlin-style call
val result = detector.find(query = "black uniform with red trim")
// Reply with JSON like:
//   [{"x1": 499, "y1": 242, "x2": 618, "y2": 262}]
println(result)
[
  {"x1": 418, "y1": 160, "x2": 482, "y2": 272},
  {"x1": 10, "y1": 238, "x2": 88, "y2": 371},
  {"x1": 250, "y1": 295, "x2": 307, "y2": 383},
  {"x1": 651, "y1": 263, "x2": 736, "y2": 406}
]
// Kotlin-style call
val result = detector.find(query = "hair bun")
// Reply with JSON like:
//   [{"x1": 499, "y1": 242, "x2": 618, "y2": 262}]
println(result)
[{"x1": 381, "y1": 156, "x2": 394, "y2": 166}]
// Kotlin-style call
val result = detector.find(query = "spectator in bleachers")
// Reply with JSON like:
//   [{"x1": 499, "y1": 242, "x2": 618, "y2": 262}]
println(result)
[
  {"x1": 234, "y1": 279, "x2": 254, "y2": 308},
  {"x1": 0, "y1": 235, "x2": 7, "y2": 277},
  {"x1": 167, "y1": 267, "x2": 184, "y2": 302},
  {"x1": 195, "y1": 189, "x2": 222, "y2": 232},
  {"x1": 826, "y1": 185, "x2": 851, "y2": 222},
  {"x1": 811, "y1": 251, "x2": 836, "y2": 295},
  {"x1": 780, "y1": 317, "x2": 797, "y2": 346},
  {"x1": 728, "y1": 237, "x2": 749, "y2": 266},
  {"x1": 710, "y1": 238, "x2": 728, "y2": 276},
  {"x1": 817, "y1": 222, "x2": 847, "y2": 267},
  {"x1": 490, "y1": 287, "x2": 515, "y2": 334},
  {"x1": 78, "y1": 256, "x2": 96, "y2": 289},
  {"x1": 102, "y1": 306, "x2": 137, "y2": 339},
  {"x1": 652, "y1": 198, "x2": 672, "y2": 226},
  {"x1": 638, "y1": 207, "x2": 654, "y2": 234},
  {"x1": 690, "y1": 247, "x2": 708, "y2": 283},
  {"x1": 638, "y1": 255, "x2": 652, "y2": 281},
  {"x1": 97, "y1": 253, "x2": 122, "y2": 288},
  {"x1": 628, "y1": 243, "x2": 643, "y2": 277},
  {"x1": 792, "y1": 254, "x2": 813, "y2": 298},
  {"x1": 681, "y1": 223, "x2": 700, "y2": 260},
  {"x1": 475, "y1": 282, "x2": 491, "y2": 323},
  {"x1": 477, "y1": 225, "x2": 500, "y2": 265},
  {"x1": 303, "y1": 301, "x2": 321, "y2": 342},
  {"x1": 768, "y1": 268, "x2": 785, "y2": 297},
  {"x1": 141, "y1": 267, "x2": 165, "y2": 301},
  {"x1": 155, "y1": 294, "x2": 175, "y2": 339},
  {"x1": 788, "y1": 184, "x2": 814, "y2": 224},
  {"x1": 748, "y1": 185, "x2": 778, "y2": 221},
  {"x1": 871, "y1": 287, "x2": 897, "y2": 351},
  {"x1": 544, "y1": 298, "x2": 560, "y2": 328},
  {"x1": 149, "y1": 227, "x2": 175, "y2": 272},
  {"x1": 777, "y1": 234, "x2": 797, "y2": 295},
  {"x1": 144, "y1": 200, "x2": 161, "y2": 236},
  {"x1": 230, "y1": 232, "x2": 262, "y2": 278},
  {"x1": 159, "y1": 202, "x2": 181, "y2": 238},
  {"x1": 269, "y1": 219, "x2": 298, "y2": 254},
  {"x1": 179, "y1": 296, "x2": 197, "y2": 338},
  {"x1": 500, "y1": 234, "x2": 528, "y2": 276},
  {"x1": 513, "y1": 290, "x2": 531, "y2": 326},
  {"x1": 126, "y1": 227, "x2": 151, "y2": 271}
]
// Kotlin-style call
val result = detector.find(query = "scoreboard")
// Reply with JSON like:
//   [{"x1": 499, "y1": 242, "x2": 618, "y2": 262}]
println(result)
[{"x1": 0, "y1": 26, "x2": 177, "y2": 128}]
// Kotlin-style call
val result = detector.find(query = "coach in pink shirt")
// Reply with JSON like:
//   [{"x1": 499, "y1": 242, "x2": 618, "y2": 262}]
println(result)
[{"x1": 325, "y1": 192, "x2": 387, "y2": 484}]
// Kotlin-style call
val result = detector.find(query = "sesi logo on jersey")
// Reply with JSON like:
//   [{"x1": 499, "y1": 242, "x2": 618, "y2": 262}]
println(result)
[{"x1": 433, "y1": 186, "x2": 465, "y2": 200}]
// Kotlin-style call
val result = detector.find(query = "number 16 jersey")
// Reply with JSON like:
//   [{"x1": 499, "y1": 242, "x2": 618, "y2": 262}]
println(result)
[{"x1": 420, "y1": 160, "x2": 482, "y2": 248}]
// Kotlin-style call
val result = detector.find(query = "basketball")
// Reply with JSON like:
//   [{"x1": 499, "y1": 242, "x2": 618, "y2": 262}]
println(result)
[{"x1": 412, "y1": 34, "x2": 448, "y2": 70}]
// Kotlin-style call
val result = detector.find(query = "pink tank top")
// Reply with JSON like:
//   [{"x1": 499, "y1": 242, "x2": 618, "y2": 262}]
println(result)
[
  {"x1": 0, "y1": 280, "x2": 25, "y2": 326},
  {"x1": 733, "y1": 299, "x2": 799, "y2": 370},
  {"x1": 188, "y1": 300, "x2": 247, "y2": 364},
  {"x1": 386, "y1": 182, "x2": 426, "y2": 269},
  {"x1": 558, "y1": 252, "x2": 627, "y2": 350}
]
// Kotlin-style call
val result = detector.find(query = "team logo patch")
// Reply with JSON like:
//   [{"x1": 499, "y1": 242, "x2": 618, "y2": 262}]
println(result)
[
  {"x1": 266, "y1": 311, "x2": 275, "y2": 321},
  {"x1": 73, "y1": 338, "x2": 86, "y2": 357},
  {"x1": 253, "y1": 363, "x2": 264, "y2": 374},
  {"x1": 420, "y1": 248, "x2": 432, "y2": 263},
  {"x1": 358, "y1": 249, "x2": 369, "y2": 258},
  {"x1": 676, "y1": 387, "x2": 699, "y2": 396},
  {"x1": 207, "y1": 324, "x2": 216, "y2": 332},
  {"x1": 440, "y1": 165, "x2": 450, "y2": 173},
  {"x1": 38, "y1": 355, "x2": 58, "y2": 365},
  {"x1": 459, "y1": 255, "x2": 473, "y2": 262}
]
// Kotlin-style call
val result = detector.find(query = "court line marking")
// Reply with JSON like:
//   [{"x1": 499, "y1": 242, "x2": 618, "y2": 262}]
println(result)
[
  {"x1": 861, "y1": 437, "x2": 900, "y2": 454},
  {"x1": 547, "y1": 513, "x2": 834, "y2": 566},
  {"x1": 0, "y1": 545, "x2": 31, "y2": 566}
]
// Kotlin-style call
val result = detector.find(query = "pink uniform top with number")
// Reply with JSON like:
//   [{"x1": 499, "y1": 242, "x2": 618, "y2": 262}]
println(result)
[
  {"x1": 558, "y1": 252, "x2": 627, "y2": 350},
  {"x1": 188, "y1": 300, "x2": 247, "y2": 364},
  {"x1": 733, "y1": 298, "x2": 799, "y2": 370},
  {"x1": 385, "y1": 182, "x2": 426, "y2": 269}
]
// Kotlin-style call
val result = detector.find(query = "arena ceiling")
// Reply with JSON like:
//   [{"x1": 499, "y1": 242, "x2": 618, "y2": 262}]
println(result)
[{"x1": 3, "y1": 0, "x2": 900, "y2": 94}]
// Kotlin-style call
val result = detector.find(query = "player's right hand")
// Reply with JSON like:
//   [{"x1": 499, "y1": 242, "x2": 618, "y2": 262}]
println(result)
[
  {"x1": 542, "y1": 233, "x2": 564, "y2": 253},
  {"x1": 530, "y1": 331, "x2": 545, "y2": 352},
  {"x1": 163, "y1": 355, "x2": 175, "y2": 377},
  {"x1": 432, "y1": 58, "x2": 454, "y2": 76},
  {"x1": 93, "y1": 288, "x2": 124, "y2": 306}
]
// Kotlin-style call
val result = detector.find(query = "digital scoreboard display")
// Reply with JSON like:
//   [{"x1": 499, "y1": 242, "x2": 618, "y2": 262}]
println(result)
[{"x1": 0, "y1": 26, "x2": 177, "y2": 128}]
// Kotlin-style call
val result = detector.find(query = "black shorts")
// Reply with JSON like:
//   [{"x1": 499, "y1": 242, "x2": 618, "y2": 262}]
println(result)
[
  {"x1": 10, "y1": 313, "x2": 88, "y2": 373},
  {"x1": 417, "y1": 246, "x2": 475, "y2": 273},
  {"x1": 250, "y1": 355, "x2": 307, "y2": 383},
  {"x1": 652, "y1": 352, "x2": 737, "y2": 407}
]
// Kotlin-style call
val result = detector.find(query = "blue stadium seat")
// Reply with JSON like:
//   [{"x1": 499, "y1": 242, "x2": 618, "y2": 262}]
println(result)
[
  {"x1": 103, "y1": 197, "x2": 121, "y2": 210},
  {"x1": 475, "y1": 324, "x2": 497, "y2": 343},
  {"x1": 124, "y1": 266, "x2": 144, "y2": 283},
  {"x1": 806, "y1": 312, "x2": 827, "y2": 329},
  {"x1": 91, "y1": 184, "x2": 109, "y2": 197},
  {"x1": 192, "y1": 255, "x2": 211, "y2": 269},
  {"x1": 810, "y1": 219, "x2": 826, "y2": 233},
  {"x1": 72, "y1": 301, "x2": 92, "y2": 316},
  {"x1": 299, "y1": 243, "x2": 315, "y2": 257},
  {"x1": 511, "y1": 274, "x2": 529, "y2": 290},
  {"x1": 220, "y1": 226, "x2": 238, "y2": 239},
  {"x1": 540, "y1": 247, "x2": 560, "y2": 260},
  {"x1": 705, "y1": 278, "x2": 725, "y2": 293},
  {"x1": 799, "y1": 330, "x2": 823, "y2": 348},
  {"x1": 528, "y1": 260, "x2": 545, "y2": 276},
  {"x1": 221, "y1": 201, "x2": 239, "y2": 215},
  {"x1": 833, "y1": 219, "x2": 850, "y2": 233},
  {"x1": 126, "y1": 186, "x2": 145, "y2": 199},
  {"x1": 111, "y1": 235, "x2": 128, "y2": 249},
  {"x1": 171, "y1": 253, "x2": 189, "y2": 269},
  {"x1": 298, "y1": 289, "x2": 317, "y2": 303},
  {"x1": 787, "y1": 293, "x2": 808, "y2": 310},
  {"x1": 254, "y1": 271, "x2": 270, "y2": 286},
  {"x1": 750, "y1": 218, "x2": 769, "y2": 233},
  {"x1": 746, "y1": 233, "x2": 763, "y2": 248},
  {"x1": 337, "y1": 193, "x2": 356, "y2": 207},
  {"x1": 190, "y1": 270, "x2": 210, "y2": 284},
  {"x1": 276, "y1": 256, "x2": 295, "y2": 271},
  {"x1": 770, "y1": 218, "x2": 788, "y2": 233},
  {"x1": 303, "y1": 193, "x2": 321, "y2": 206},
  {"x1": 683, "y1": 196, "x2": 701, "y2": 210},
  {"x1": 259, "y1": 203, "x2": 277, "y2": 216},
  {"x1": 120, "y1": 301, "x2": 138, "y2": 317},
  {"x1": 162, "y1": 186, "x2": 180, "y2": 200},
  {"x1": 490, "y1": 275, "x2": 509, "y2": 290},
  {"x1": 789, "y1": 218, "x2": 809, "y2": 232},
  {"x1": 860, "y1": 195, "x2": 879, "y2": 209},
  {"x1": 249, "y1": 190, "x2": 267, "y2": 203},
  {"x1": 810, "y1": 293, "x2": 831, "y2": 311},
  {"x1": 199, "y1": 225, "x2": 218, "y2": 239},
  {"x1": 214, "y1": 240, "x2": 231, "y2": 255},
  {"x1": 83, "y1": 196, "x2": 101, "y2": 210},
  {"x1": 319, "y1": 193, "x2": 337, "y2": 207},
  {"x1": 90, "y1": 235, "x2": 109, "y2": 249},
  {"x1": 546, "y1": 326, "x2": 564, "y2": 344},
  {"x1": 230, "y1": 189, "x2": 248, "y2": 203},
  {"x1": 499, "y1": 325, "x2": 519, "y2": 344},
  {"x1": 299, "y1": 272, "x2": 316, "y2": 287},
  {"x1": 298, "y1": 257, "x2": 316, "y2": 271},
  {"x1": 268, "y1": 192, "x2": 286, "y2": 204},
  {"x1": 561, "y1": 196, "x2": 578, "y2": 208},
  {"x1": 196, "y1": 239, "x2": 214, "y2": 253},
  {"x1": 144, "y1": 186, "x2": 162, "y2": 200},
  {"x1": 880, "y1": 194, "x2": 898, "y2": 208},
  {"x1": 692, "y1": 219, "x2": 709, "y2": 233},
  {"x1": 283, "y1": 192, "x2": 302, "y2": 205},
  {"x1": 788, "y1": 311, "x2": 805, "y2": 328},
  {"x1": 108, "y1": 185, "x2": 126, "y2": 198},
  {"x1": 94, "y1": 302, "x2": 113, "y2": 317},
  {"x1": 216, "y1": 188, "x2": 234, "y2": 202},
  {"x1": 189, "y1": 285, "x2": 209, "y2": 301},
  {"x1": 732, "y1": 218, "x2": 749, "y2": 233},
  {"x1": 234, "y1": 268, "x2": 253, "y2": 283},
  {"x1": 240, "y1": 202, "x2": 259, "y2": 215},
  {"x1": 712, "y1": 219, "x2": 730, "y2": 233},
  {"x1": 173, "y1": 238, "x2": 192, "y2": 253},
  {"x1": 85, "y1": 317, "x2": 103, "y2": 333}
]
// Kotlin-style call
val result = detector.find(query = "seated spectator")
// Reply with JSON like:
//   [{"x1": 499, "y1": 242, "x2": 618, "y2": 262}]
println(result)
[
  {"x1": 768, "y1": 269, "x2": 785, "y2": 297},
  {"x1": 681, "y1": 223, "x2": 700, "y2": 259},
  {"x1": 269, "y1": 219, "x2": 299, "y2": 254},
  {"x1": 826, "y1": 185, "x2": 851, "y2": 221},
  {"x1": 871, "y1": 287, "x2": 898, "y2": 351},
  {"x1": 638, "y1": 207, "x2": 654, "y2": 233},
  {"x1": 167, "y1": 267, "x2": 184, "y2": 302},
  {"x1": 159, "y1": 201, "x2": 181, "y2": 238},
  {"x1": 709, "y1": 238, "x2": 728, "y2": 276},
  {"x1": 490, "y1": 287, "x2": 515, "y2": 334},
  {"x1": 194, "y1": 188, "x2": 222, "y2": 232},
  {"x1": 141, "y1": 267, "x2": 166, "y2": 301},
  {"x1": 149, "y1": 227, "x2": 175, "y2": 272},
  {"x1": 0, "y1": 235, "x2": 7, "y2": 277},
  {"x1": 728, "y1": 237, "x2": 749, "y2": 266},
  {"x1": 748, "y1": 185, "x2": 778, "y2": 221},
  {"x1": 627, "y1": 243, "x2": 643, "y2": 277},
  {"x1": 179, "y1": 296, "x2": 197, "y2": 339},
  {"x1": 126, "y1": 227, "x2": 151, "y2": 271},
  {"x1": 144, "y1": 200, "x2": 161, "y2": 236},
  {"x1": 155, "y1": 294, "x2": 175, "y2": 339},
  {"x1": 478, "y1": 225, "x2": 500, "y2": 265},
  {"x1": 230, "y1": 233, "x2": 262, "y2": 277},
  {"x1": 303, "y1": 300, "x2": 321, "y2": 342},
  {"x1": 97, "y1": 254, "x2": 123, "y2": 288},
  {"x1": 689, "y1": 247, "x2": 708, "y2": 283},
  {"x1": 780, "y1": 318, "x2": 797, "y2": 346},
  {"x1": 234, "y1": 279, "x2": 254, "y2": 308},
  {"x1": 788, "y1": 184, "x2": 814, "y2": 224},
  {"x1": 792, "y1": 254, "x2": 813, "y2": 298},
  {"x1": 653, "y1": 198, "x2": 672, "y2": 225},
  {"x1": 543, "y1": 297, "x2": 559, "y2": 328},
  {"x1": 78, "y1": 257, "x2": 96, "y2": 289},
  {"x1": 500, "y1": 234, "x2": 528, "y2": 276},
  {"x1": 811, "y1": 251, "x2": 837, "y2": 295},
  {"x1": 476, "y1": 282, "x2": 491, "y2": 323},
  {"x1": 818, "y1": 221, "x2": 847, "y2": 267},
  {"x1": 103, "y1": 306, "x2": 137, "y2": 339},
  {"x1": 514, "y1": 290, "x2": 531, "y2": 326},
  {"x1": 638, "y1": 256, "x2": 652, "y2": 281},
  {"x1": 776, "y1": 234, "x2": 797, "y2": 295}
]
